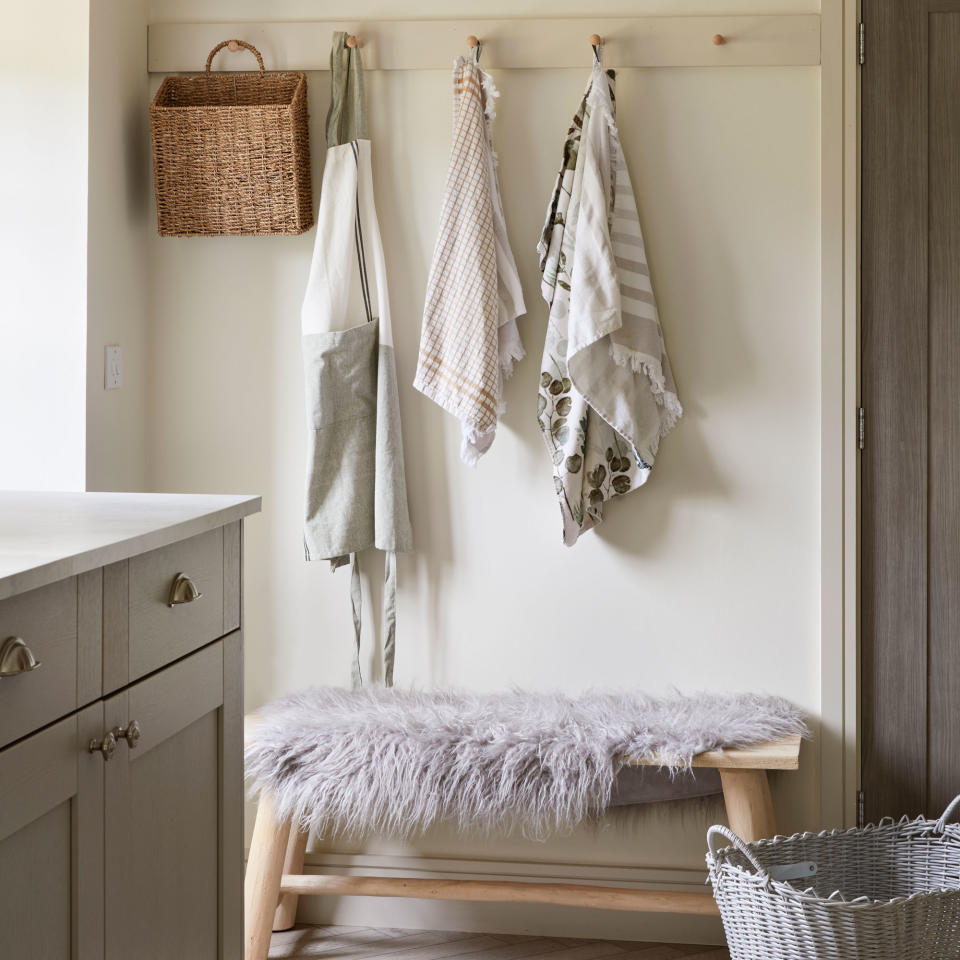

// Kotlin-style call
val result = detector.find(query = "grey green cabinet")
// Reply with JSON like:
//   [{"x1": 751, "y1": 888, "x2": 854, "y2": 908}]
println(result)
[
  {"x1": 0, "y1": 496, "x2": 258, "y2": 960},
  {"x1": 0, "y1": 705, "x2": 105, "y2": 960}
]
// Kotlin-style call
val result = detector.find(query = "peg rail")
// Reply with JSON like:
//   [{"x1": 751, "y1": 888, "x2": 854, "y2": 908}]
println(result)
[{"x1": 148, "y1": 15, "x2": 822, "y2": 73}]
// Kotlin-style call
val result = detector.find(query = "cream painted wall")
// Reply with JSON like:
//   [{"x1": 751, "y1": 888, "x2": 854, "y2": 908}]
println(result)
[
  {"x1": 146, "y1": 0, "x2": 823, "y2": 943},
  {"x1": 86, "y1": 0, "x2": 150, "y2": 492},
  {"x1": 0, "y1": 3, "x2": 89, "y2": 491}
]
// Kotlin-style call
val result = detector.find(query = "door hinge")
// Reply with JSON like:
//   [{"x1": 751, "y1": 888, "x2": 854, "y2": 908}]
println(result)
[
  {"x1": 858, "y1": 22, "x2": 865, "y2": 66},
  {"x1": 857, "y1": 790, "x2": 865, "y2": 828},
  {"x1": 857, "y1": 406, "x2": 866, "y2": 451}
]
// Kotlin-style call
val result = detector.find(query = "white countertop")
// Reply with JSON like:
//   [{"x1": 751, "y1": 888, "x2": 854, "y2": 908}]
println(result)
[{"x1": 0, "y1": 492, "x2": 261, "y2": 601}]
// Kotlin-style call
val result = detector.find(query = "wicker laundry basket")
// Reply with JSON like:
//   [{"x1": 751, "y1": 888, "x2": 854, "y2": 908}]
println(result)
[
  {"x1": 707, "y1": 796, "x2": 960, "y2": 960},
  {"x1": 150, "y1": 40, "x2": 312, "y2": 236}
]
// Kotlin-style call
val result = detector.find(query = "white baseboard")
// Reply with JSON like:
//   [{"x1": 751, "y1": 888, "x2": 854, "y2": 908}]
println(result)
[{"x1": 287, "y1": 852, "x2": 725, "y2": 946}]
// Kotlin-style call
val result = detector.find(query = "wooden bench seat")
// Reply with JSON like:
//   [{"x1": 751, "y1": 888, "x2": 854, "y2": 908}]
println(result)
[{"x1": 244, "y1": 728, "x2": 802, "y2": 960}]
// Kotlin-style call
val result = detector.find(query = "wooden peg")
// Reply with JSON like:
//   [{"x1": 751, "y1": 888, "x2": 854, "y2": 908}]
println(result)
[
  {"x1": 467, "y1": 35, "x2": 480, "y2": 48},
  {"x1": 712, "y1": 34, "x2": 727, "y2": 46},
  {"x1": 227, "y1": 39, "x2": 240, "y2": 52},
  {"x1": 346, "y1": 35, "x2": 363, "y2": 49},
  {"x1": 590, "y1": 34, "x2": 603, "y2": 47}
]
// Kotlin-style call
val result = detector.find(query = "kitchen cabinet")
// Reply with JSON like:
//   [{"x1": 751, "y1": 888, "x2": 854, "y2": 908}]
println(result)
[{"x1": 0, "y1": 493, "x2": 259, "y2": 960}]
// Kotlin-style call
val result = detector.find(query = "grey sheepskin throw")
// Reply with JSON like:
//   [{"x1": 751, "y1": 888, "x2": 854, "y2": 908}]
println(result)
[{"x1": 245, "y1": 686, "x2": 806, "y2": 839}]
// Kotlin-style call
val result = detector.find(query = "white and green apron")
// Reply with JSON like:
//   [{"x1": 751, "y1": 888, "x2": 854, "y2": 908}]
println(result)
[{"x1": 301, "y1": 34, "x2": 413, "y2": 687}]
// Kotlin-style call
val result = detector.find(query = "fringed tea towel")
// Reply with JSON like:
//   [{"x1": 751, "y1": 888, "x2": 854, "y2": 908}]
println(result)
[
  {"x1": 301, "y1": 33, "x2": 413, "y2": 687},
  {"x1": 537, "y1": 53, "x2": 682, "y2": 546},
  {"x1": 414, "y1": 57, "x2": 526, "y2": 466}
]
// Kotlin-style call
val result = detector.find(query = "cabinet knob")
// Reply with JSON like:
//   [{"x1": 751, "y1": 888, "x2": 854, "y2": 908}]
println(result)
[
  {"x1": 114, "y1": 720, "x2": 141, "y2": 749},
  {"x1": 168, "y1": 573, "x2": 203, "y2": 607},
  {"x1": 89, "y1": 732, "x2": 117, "y2": 761},
  {"x1": 0, "y1": 636, "x2": 42, "y2": 678}
]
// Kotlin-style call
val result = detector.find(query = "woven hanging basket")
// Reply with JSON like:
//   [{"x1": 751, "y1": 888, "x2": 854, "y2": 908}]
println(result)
[
  {"x1": 150, "y1": 40, "x2": 313, "y2": 237},
  {"x1": 706, "y1": 795, "x2": 960, "y2": 960}
]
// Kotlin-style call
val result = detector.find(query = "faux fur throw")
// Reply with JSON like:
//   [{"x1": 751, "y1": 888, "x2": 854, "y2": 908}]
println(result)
[{"x1": 245, "y1": 686, "x2": 806, "y2": 839}]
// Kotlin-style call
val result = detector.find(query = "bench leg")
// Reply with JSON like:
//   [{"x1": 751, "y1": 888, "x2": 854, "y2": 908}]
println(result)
[
  {"x1": 719, "y1": 769, "x2": 776, "y2": 843},
  {"x1": 245, "y1": 793, "x2": 292, "y2": 960},
  {"x1": 273, "y1": 823, "x2": 310, "y2": 931}
]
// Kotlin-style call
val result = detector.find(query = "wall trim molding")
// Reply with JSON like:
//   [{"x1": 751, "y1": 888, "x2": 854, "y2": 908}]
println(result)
[
  {"x1": 818, "y1": 0, "x2": 861, "y2": 833},
  {"x1": 298, "y1": 850, "x2": 709, "y2": 894},
  {"x1": 147, "y1": 15, "x2": 821, "y2": 73},
  {"x1": 288, "y1": 850, "x2": 720, "y2": 940}
]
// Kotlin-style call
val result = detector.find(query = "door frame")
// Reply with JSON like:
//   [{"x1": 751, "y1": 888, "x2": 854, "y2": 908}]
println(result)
[{"x1": 819, "y1": 0, "x2": 861, "y2": 830}]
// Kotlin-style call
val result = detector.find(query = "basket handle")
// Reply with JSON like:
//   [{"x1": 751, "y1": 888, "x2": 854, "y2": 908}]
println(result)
[
  {"x1": 205, "y1": 39, "x2": 266, "y2": 74},
  {"x1": 707, "y1": 825, "x2": 770, "y2": 881},
  {"x1": 934, "y1": 794, "x2": 960, "y2": 833}
]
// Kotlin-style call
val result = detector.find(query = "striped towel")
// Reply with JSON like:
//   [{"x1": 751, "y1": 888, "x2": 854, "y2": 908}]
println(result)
[
  {"x1": 414, "y1": 57, "x2": 525, "y2": 466},
  {"x1": 536, "y1": 57, "x2": 681, "y2": 545}
]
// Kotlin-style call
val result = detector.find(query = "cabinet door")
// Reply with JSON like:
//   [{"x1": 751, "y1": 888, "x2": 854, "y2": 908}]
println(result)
[
  {"x1": 104, "y1": 634, "x2": 242, "y2": 960},
  {"x1": 0, "y1": 705, "x2": 105, "y2": 960}
]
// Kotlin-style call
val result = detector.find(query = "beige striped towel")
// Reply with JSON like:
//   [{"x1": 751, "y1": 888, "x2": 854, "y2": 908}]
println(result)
[
  {"x1": 414, "y1": 57, "x2": 525, "y2": 466},
  {"x1": 536, "y1": 56, "x2": 681, "y2": 545}
]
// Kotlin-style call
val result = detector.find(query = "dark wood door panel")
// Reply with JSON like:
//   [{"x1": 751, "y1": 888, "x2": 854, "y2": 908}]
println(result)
[
  {"x1": 862, "y1": 0, "x2": 960, "y2": 820},
  {"x1": 927, "y1": 11, "x2": 960, "y2": 817},
  {"x1": 861, "y1": 0, "x2": 929, "y2": 822}
]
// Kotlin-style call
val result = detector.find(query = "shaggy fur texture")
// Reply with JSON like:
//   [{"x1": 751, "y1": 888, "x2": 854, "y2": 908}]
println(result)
[{"x1": 245, "y1": 686, "x2": 806, "y2": 839}]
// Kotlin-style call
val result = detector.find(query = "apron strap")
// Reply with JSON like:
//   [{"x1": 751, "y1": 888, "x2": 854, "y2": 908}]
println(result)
[
  {"x1": 326, "y1": 32, "x2": 368, "y2": 148},
  {"x1": 329, "y1": 554, "x2": 364, "y2": 689},
  {"x1": 348, "y1": 554, "x2": 364, "y2": 689},
  {"x1": 334, "y1": 552, "x2": 397, "y2": 689},
  {"x1": 382, "y1": 552, "x2": 397, "y2": 687},
  {"x1": 350, "y1": 141, "x2": 374, "y2": 324}
]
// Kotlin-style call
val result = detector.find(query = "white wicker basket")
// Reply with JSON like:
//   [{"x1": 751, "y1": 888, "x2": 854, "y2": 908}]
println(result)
[{"x1": 706, "y1": 796, "x2": 960, "y2": 960}]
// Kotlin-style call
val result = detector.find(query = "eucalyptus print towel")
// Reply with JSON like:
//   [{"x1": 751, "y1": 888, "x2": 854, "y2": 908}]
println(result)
[{"x1": 537, "y1": 56, "x2": 681, "y2": 546}]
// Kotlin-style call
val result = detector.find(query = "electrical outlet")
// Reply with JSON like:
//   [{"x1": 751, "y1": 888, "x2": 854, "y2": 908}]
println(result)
[{"x1": 105, "y1": 345, "x2": 123, "y2": 390}]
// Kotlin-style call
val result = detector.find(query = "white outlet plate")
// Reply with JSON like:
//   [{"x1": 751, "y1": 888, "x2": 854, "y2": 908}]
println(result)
[{"x1": 105, "y1": 345, "x2": 122, "y2": 390}]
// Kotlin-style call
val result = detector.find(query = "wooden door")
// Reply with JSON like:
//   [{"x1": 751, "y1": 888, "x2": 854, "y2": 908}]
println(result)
[
  {"x1": 0, "y1": 706, "x2": 104, "y2": 960},
  {"x1": 861, "y1": 0, "x2": 960, "y2": 821},
  {"x1": 103, "y1": 635, "x2": 243, "y2": 960}
]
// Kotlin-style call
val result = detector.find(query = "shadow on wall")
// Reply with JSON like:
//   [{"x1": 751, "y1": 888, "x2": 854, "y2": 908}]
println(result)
[
  {"x1": 601, "y1": 124, "x2": 758, "y2": 554},
  {"x1": 508, "y1": 183, "x2": 748, "y2": 561},
  {"x1": 359, "y1": 65, "x2": 763, "y2": 679},
  {"x1": 362, "y1": 69, "x2": 455, "y2": 685}
]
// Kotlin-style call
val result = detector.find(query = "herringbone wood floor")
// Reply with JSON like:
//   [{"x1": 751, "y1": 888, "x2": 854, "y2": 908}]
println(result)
[{"x1": 269, "y1": 925, "x2": 730, "y2": 960}]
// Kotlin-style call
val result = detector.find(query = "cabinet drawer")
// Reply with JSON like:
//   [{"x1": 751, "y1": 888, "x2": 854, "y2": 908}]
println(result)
[
  {"x1": 0, "y1": 577, "x2": 78, "y2": 749},
  {"x1": 96, "y1": 527, "x2": 236, "y2": 693},
  {"x1": 128, "y1": 527, "x2": 230, "y2": 683}
]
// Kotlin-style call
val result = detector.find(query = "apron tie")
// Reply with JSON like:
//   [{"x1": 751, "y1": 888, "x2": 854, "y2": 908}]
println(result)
[
  {"x1": 382, "y1": 551, "x2": 397, "y2": 687},
  {"x1": 349, "y1": 554, "x2": 363, "y2": 689},
  {"x1": 335, "y1": 553, "x2": 397, "y2": 689}
]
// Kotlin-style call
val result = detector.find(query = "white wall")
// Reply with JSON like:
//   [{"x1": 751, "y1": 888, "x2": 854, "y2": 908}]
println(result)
[
  {"x1": 146, "y1": 0, "x2": 824, "y2": 943},
  {"x1": 0, "y1": 3, "x2": 89, "y2": 491},
  {"x1": 86, "y1": 0, "x2": 150, "y2": 492}
]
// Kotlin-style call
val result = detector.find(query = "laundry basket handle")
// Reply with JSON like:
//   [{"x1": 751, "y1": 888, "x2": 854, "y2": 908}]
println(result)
[
  {"x1": 205, "y1": 40, "x2": 266, "y2": 74},
  {"x1": 934, "y1": 794, "x2": 960, "y2": 833},
  {"x1": 707, "y1": 825, "x2": 770, "y2": 880}
]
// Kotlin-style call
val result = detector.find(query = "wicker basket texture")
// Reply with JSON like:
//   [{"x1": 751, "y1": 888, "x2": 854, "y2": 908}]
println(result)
[
  {"x1": 707, "y1": 796, "x2": 960, "y2": 960},
  {"x1": 150, "y1": 40, "x2": 312, "y2": 236}
]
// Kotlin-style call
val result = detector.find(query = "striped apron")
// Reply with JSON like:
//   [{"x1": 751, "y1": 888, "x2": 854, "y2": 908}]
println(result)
[{"x1": 301, "y1": 33, "x2": 413, "y2": 687}]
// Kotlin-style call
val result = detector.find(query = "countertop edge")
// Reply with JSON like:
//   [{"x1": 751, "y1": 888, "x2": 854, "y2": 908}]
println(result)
[{"x1": 0, "y1": 495, "x2": 262, "y2": 601}]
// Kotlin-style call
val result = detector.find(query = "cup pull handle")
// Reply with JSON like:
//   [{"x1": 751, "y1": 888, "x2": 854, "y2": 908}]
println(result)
[
  {"x1": 0, "y1": 637, "x2": 42, "y2": 678},
  {"x1": 168, "y1": 573, "x2": 203, "y2": 607}
]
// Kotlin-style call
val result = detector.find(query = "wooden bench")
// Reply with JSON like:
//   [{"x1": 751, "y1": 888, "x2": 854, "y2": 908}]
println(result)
[{"x1": 244, "y1": 731, "x2": 802, "y2": 960}]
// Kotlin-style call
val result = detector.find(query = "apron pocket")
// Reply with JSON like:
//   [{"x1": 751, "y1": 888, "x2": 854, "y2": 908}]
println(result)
[
  {"x1": 303, "y1": 324, "x2": 378, "y2": 428},
  {"x1": 303, "y1": 323, "x2": 379, "y2": 559}
]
